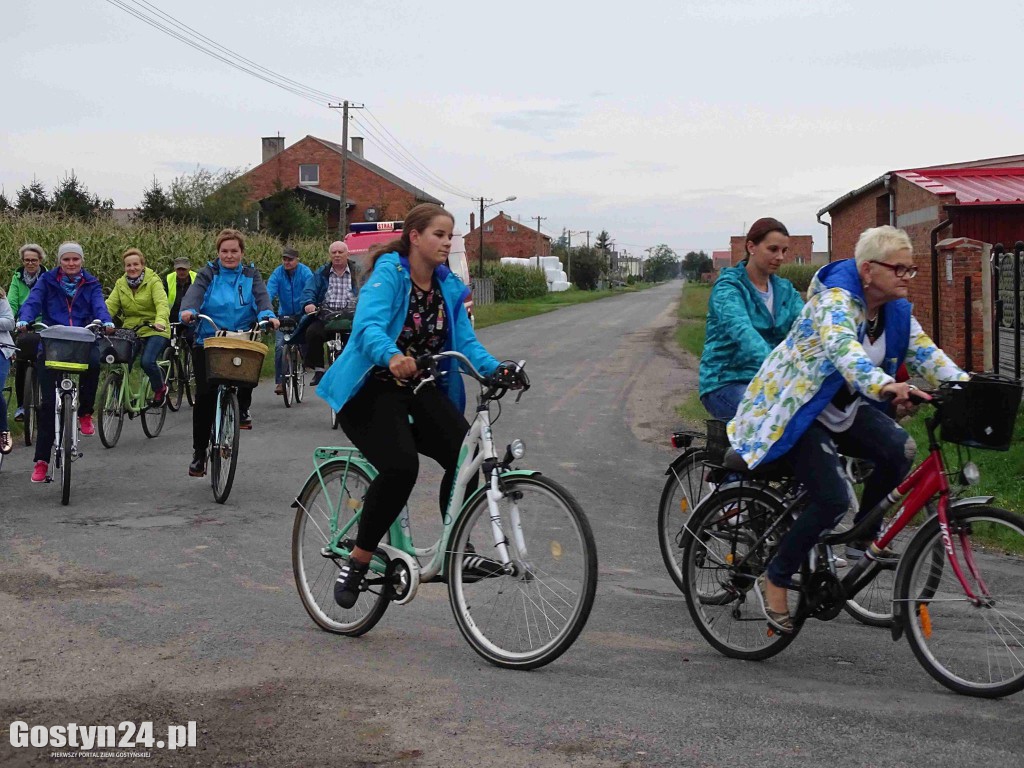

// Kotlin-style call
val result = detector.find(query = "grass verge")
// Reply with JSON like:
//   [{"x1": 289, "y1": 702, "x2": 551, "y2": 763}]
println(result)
[{"x1": 474, "y1": 284, "x2": 656, "y2": 330}]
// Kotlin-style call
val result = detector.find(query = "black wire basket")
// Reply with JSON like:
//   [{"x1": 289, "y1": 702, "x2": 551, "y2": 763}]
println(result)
[
  {"x1": 100, "y1": 329, "x2": 139, "y2": 365},
  {"x1": 704, "y1": 419, "x2": 731, "y2": 463},
  {"x1": 939, "y1": 373, "x2": 1023, "y2": 451}
]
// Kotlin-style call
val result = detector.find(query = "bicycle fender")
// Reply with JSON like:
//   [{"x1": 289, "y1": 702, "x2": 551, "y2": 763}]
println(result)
[
  {"x1": 664, "y1": 447, "x2": 705, "y2": 477},
  {"x1": 459, "y1": 469, "x2": 542, "y2": 515},
  {"x1": 290, "y1": 450, "x2": 378, "y2": 509},
  {"x1": 950, "y1": 495, "x2": 995, "y2": 508}
]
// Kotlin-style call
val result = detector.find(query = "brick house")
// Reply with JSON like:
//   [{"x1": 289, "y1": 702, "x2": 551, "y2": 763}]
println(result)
[
  {"x1": 728, "y1": 234, "x2": 813, "y2": 266},
  {"x1": 236, "y1": 135, "x2": 443, "y2": 230},
  {"x1": 464, "y1": 211, "x2": 552, "y2": 263},
  {"x1": 816, "y1": 154, "x2": 1024, "y2": 371}
]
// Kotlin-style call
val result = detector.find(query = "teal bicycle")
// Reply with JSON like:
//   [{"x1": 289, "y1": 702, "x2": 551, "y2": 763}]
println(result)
[
  {"x1": 96, "y1": 326, "x2": 170, "y2": 447},
  {"x1": 291, "y1": 351, "x2": 598, "y2": 670}
]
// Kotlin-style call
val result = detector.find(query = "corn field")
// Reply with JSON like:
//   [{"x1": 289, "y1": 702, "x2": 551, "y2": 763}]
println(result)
[{"x1": 0, "y1": 212, "x2": 332, "y2": 288}]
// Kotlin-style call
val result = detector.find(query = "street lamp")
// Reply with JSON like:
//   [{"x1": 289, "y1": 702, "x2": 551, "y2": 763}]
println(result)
[{"x1": 472, "y1": 195, "x2": 516, "y2": 278}]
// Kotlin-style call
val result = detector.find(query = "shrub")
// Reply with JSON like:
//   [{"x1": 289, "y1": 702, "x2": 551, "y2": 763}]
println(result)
[
  {"x1": 777, "y1": 263, "x2": 819, "y2": 294},
  {"x1": 484, "y1": 263, "x2": 548, "y2": 301},
  {"x1": 0, "y1": 212, "x2": 331, "y2": 289},
  {"x1": 626, "y1": 274, "x2": 637, "y2": 285}
]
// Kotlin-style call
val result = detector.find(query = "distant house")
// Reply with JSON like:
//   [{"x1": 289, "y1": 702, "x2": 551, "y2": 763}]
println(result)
[
  {"x1": 464, "y1": 210, "x2": 551, "y2": 263},
  {"x1": 711, "y1": 250, "x2": 731, "y2": 279},
  {"x1": 235, "y1": 135, "x2": 444, "y2": 231},
  {"x1": 110, "y1": 208, "x2": 138, "y2": 226}
]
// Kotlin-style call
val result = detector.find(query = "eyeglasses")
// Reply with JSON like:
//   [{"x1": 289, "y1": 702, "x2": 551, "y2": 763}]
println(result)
[{"x1": 870, "y1": 260, "x2": 918, "y2": 279}]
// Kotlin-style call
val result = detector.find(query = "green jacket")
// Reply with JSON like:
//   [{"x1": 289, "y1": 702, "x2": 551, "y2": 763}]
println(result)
[
  {"x1": 698, "y1": 263, "x2": 803, "y2": 397},
  {"x1": 106, "y1": 269, "x2": 171, "y2": 338},
  {"x1": 165, "y1": 270, "x2": 197, "y2": 309},
  {"x1": 7, "y1": 267, "x2": 43, "y2": 318}
]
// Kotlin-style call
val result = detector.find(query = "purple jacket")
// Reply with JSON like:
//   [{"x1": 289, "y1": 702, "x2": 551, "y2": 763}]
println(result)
[{"x1": 17, "y1": 268, "x2": 113, "y2": 328}]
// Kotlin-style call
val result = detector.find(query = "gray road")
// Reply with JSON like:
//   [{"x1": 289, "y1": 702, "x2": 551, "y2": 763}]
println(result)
[{"x1": 2, "y1": 280, "x2": 1022, "y2": 767}]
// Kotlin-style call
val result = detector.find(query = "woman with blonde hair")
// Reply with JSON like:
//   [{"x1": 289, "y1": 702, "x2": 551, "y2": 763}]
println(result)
[{"x1": 106, "y1": 248, "x2": 171, "y2": 405}]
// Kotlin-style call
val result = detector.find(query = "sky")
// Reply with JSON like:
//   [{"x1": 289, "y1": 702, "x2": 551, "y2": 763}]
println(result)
[{"x1": 4, "y1": 0, "x2": 1024, "y2": 257}]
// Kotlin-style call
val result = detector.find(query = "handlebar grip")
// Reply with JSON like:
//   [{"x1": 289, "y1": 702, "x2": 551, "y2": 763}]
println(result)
[{"x1": 415, "y1": 355, "x2": 436, "y2": 370}]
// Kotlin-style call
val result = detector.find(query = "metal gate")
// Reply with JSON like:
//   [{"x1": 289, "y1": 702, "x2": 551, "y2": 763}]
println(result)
[{"x1": 992, "y1": 242, "x2": 1024, "y2": 379}]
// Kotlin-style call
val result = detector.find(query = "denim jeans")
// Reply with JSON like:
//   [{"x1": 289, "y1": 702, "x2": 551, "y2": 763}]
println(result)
[
  {"x1": 0, "y1": 354, "x2": 10, "y2": 431},
  {"x1": 138, "y1": 335, "x2": 169, "y2": 392},
  {"x1": 700, "y1": 383, "x2": 748, "y2": 421},
  {"x1": 767, "y1": 405, "x2": 915, "y2": 586}
]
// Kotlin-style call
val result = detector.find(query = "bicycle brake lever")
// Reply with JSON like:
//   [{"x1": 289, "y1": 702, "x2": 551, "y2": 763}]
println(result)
[{"x1": 413, "y1": 374, "x2": 435, "y2": 394}]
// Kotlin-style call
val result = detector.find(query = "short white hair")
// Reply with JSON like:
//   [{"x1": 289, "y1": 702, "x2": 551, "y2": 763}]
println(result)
[{"x1": 854, "y1": 226, "x2": 913, "y2": 267}]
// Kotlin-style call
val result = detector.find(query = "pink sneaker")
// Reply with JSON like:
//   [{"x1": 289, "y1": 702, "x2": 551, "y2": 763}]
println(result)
[
  {"x1": 31, "y1": 461, "x2": 48, "y2": 483},
  {"x1": 79, "y1": 414, "x2": 95, "y2": 436}
]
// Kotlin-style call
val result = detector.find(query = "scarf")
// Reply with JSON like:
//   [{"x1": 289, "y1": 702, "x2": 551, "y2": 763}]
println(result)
[
  {"x1": 59, "y1": 271, "x2": 84, "y2": 298},
  {"x1": 22, "y1": 269, "x2": 40, "y2": 288},
  {"x1": 127, "y1": 269, "x2": 146, "y2": 290}
]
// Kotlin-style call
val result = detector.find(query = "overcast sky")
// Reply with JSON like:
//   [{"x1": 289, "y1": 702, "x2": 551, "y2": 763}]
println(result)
[{"x1": 4, "y1": 0, "x2": 1023, "y2": 256}]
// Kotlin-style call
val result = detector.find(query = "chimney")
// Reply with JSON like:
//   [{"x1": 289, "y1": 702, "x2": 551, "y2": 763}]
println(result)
[
  {"x1": 470, "y1": 212, "x2": 475, "y2": 231},
  {"x1": 262, "y1": 136, "x2": 285, "y2": 163},
  {"x1": 351, "y1": 136, "x2": 364, "y2": 158}
]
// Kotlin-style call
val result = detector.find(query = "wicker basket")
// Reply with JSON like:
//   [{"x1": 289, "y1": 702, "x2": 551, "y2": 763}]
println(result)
[
  {"x1": 205, "y1": 336, "x2": 268, "y2": 387},
  {"x1": 939, "y1": 374, "x2": 1022, "y2": 451}
]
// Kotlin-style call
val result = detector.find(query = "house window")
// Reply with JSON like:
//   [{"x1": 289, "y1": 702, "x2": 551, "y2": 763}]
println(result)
[
  {"x1": 507, "y1": 224, "x2": 517, "y2": 232},
  {"x1": 299, "y1": 164, "x2": 319, "y2": 185},
  {"x1": 484, "y1": 224, "x2": 493, "y2": 232}
]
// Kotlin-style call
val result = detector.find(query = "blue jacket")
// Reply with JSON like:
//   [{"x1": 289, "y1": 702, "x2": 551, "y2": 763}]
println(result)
[
  {"x1": 300, "y1": 261, "x2": 362, "y2": 309},
  {"x1": 17, "y1": 267, "x2": 113, "y2": 328},
  {"x1": 267, "y1": 262, "x2": 314, "y2": 318},
  {"x1": 179, "y1": 260, "x2": 275, "y2": 345},
  {"x1": 699, "y1": 264, "x2": 803, "y2": 397},
  {"x1": 317, "y1": 252, "x2": 499, "y2": 414}
]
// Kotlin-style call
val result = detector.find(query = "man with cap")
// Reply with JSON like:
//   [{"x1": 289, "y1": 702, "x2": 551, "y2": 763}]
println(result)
[
  {"x1": 266, "y1": 246, "x2": 314, "y2": 395},
  {"x1": 16, "y1": 242, "x2": 114, "y2": 483}
]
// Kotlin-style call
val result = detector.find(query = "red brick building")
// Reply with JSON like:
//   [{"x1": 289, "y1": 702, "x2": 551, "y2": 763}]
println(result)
[
  {"x1": 236, "y1": 135, "x2": 443, "y2": 230},
  {"x1": 817, "y1": 154, "x2": 1024, "y2": 370},
  {"x1": 728, "y1": 234, "x2": 813, "y2": 265},
  {"x1": 464, "y1": 211, "x2": 552, "y2": 263}
]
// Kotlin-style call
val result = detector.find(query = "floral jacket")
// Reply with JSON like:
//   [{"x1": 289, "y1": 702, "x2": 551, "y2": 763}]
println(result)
[{"x1": 727, "y1": 257, "x2": 967, "y2": 468}]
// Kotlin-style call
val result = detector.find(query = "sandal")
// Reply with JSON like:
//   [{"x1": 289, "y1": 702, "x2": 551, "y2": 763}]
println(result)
[{"x1": 752, "y1": 573, "x2": 795, "y2": 634}]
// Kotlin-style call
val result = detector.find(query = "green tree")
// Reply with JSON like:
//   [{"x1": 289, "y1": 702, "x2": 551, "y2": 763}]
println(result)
[
  {"x1": 51, "y1": 171, "x2": 113, "y2": 219},
  {"x1": 682, "y1": 250, "x2": 712, "y2": 280},
  {"x1": 169, "y1": 166, "x2": 257, "y2": 229},
  {"x1": 138, "y1": 177, "x2": 175, "y2": 223},
  {"x1": 645, "y1": 244, "x2": 680, "y2": 282},
  {"x1": 0, "y1": 189, "x2": 10, "y2": 213},
  {"x1": 262, "y1": 182, "x2": 328, "y2": 241},
  {"x1": 16, "y1": 179, "x2": 50, "y2": 212},
  {"x1": 594, "y1": 230, "x2": 611, "y2": 252},
  {"x1": 569, "y1": 246, "x2": 605, "y2": 290}
]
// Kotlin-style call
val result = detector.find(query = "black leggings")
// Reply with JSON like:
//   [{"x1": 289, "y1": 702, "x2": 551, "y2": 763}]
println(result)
[
  {"x1": 14, "y1": 333, "x2": 40, "y2": 406},
  {"x1": 190, "y1": 344, "x2": 253, "y2": 454},
  {"x1": 337, "y1": 377, "x2": 474, "y2": 552}
]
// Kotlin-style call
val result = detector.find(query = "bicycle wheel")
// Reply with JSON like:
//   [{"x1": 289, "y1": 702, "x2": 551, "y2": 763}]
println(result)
[
  {"x1": 658, "y1": 449, "x2": 714, "y2": 591},
  {"x1": 96, "y1": 372, "x2": 124, "y2": 449},
  {"x1": 896, "y1": 505, "x2": 1024, "y2": 698},
  {"x1": 282, "y1": 350, "x2": 293, "y2": 408},
  {"x1": 293, "y1": 348, "x2": 305, "y2": 403},
  {"x1": 182, "y1": 347, "x2": 195, "y2": 407},
  {"x1": 292, "y1": 461, "x2": 390, "y2": 636},
  {"x1": 164, "y1": 348, "x2": 183, "y2": 412},
  {"x1": 209, "y1": 389, "x2": 239, "y2": 504},
  {"x1": 141, "y1": 379, "x2": 167, "y2": 439},
  {"x1": 59, "y1": 392, "x2": 74, "y2": 506},
  {"x1": 23, "y1": 365, "x2": 36, "y2": 447},
  {"x1": 682, "y1": 485, "x2": 803, "y2": 660},
  {"x1": 447, "y1": 474, "x2": 598, "y2": 670}
]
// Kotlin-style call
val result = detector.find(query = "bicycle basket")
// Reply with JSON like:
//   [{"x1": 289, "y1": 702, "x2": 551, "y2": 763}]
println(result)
[
  {"x1": 204, "y1": 336, "x2": 268, "y2": 387},
  {"x1": 704, "y1": 419, "x2": 730, "y2": 463},
  {"x1": 320, "y1": 310, "x2": 353, "y2": 333},
  {"x1": 39, "y1": 326, "x2": 96, "y2": 371},
  {"x1": 99, "y1": 329, "x2": 139, "y2": 365},
  {"x1": 939, "y1": 373, "x2": 1023, "y2": 451},
  {"x1": 278, "y1": 315, "x2": 298, "y2": 333}
]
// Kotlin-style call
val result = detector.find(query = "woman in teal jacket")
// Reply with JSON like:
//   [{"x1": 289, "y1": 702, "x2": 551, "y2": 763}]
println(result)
[
  {"x1": 698, "y1": 218, "x2": 803, "y2": 420},
  {"x1": 318, "y1": 203, "x2": 512, "y2": 610}
]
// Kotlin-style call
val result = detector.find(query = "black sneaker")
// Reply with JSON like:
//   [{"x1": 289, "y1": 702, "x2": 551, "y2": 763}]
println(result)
[
  {"x1": 461, "y1": 544, "x2": 505, "y2": 582},
  {"x1": 310, "y1": 370, "x2": 325, "y2": 386},
  {"x1": 188, "y1": 451, "x2": 207, "y2": 477},
  {"x1": 239, "y1": 410, "x2": 252, "y2": 430},
  {"x1": 334, "y1": 560, "x2": 370, "y2": 608}
]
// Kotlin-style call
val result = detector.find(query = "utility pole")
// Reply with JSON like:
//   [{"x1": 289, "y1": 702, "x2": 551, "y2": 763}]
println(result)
[
  {"x1": 328, "y1": 100, "x2": 364, "y2": 237},
  {"x1": 533, "y1": 216, "x2": 547, "y2": 269}
]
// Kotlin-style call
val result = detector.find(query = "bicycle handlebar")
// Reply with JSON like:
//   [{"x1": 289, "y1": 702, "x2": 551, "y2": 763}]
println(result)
[{"x1": 414, "y1": 352, "x2": 530, "y2": 400}]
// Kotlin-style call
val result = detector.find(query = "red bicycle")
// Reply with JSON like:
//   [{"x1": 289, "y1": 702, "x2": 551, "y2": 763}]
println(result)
[{"x1": 681, "y1": 373, "x2": 1024, "y2": 698}]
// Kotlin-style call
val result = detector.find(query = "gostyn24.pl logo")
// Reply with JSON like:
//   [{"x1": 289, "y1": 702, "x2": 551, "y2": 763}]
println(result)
[{"x1": 10, "y1": 721, "x2": 198, "y2": 750}]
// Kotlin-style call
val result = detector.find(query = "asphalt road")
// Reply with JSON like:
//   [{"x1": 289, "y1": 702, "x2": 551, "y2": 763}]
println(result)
[{"x1": 2, "y1": 280, "x2": 1022, "y2": 767}]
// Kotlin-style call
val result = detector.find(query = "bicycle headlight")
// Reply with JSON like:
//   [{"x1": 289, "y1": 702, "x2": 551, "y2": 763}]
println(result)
[
  {"x1": 508, "y1": 439, "x2": 526, "y2": 460},
  {"x1": 961, "y1": 461, "x2": 981, "y2": 486},
  {"x1": 60, "y1": 378, "x2": 74, "y2": 391}
]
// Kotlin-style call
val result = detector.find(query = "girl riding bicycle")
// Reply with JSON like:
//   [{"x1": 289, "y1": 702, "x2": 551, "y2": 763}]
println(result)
[
  {"x1": 317, "y1": 203, "x2": 515, "y2": 609},
  {"x1": 15, "y1": 242, "x2": 114, "y2": 483},
  {"x1": 727, "y1": 225, "x2": 968, "y2": 632},
  {"x1": 105, "y1": 248, "x2": 171, "y2": 406},
  {"x1": 699, "y1": 217, "x2": 803, "y2": 420},
  {"x1": 179, "y1": 228, "x2": 278, "y2": 477}
]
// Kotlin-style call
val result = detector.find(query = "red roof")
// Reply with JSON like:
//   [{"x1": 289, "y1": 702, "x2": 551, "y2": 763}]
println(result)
[{"x1": 897, "y1": 167, "x2": 1024, "y2": 205}]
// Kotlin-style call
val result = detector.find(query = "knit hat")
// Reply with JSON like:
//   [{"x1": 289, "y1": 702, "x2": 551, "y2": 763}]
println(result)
[
  {"x1": 172, "y1": 257, "x2": 191, "y2": 269},
  {"x1": 19, "y1": 243, "x2": 47, "y2": 261},
  {"x1": 57, "y1": 242, "x2": 84, "y2": 259}
]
